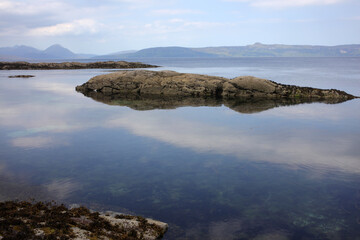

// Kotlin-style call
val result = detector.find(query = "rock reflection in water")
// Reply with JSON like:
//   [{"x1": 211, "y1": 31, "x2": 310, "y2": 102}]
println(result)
[{"x1": 78, "y1": 91, "x2": 349, "y2": 114}]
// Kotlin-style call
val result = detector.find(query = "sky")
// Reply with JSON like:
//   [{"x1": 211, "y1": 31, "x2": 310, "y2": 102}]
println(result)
[{"x1": 0, "y1": 0, "x2": 359, "y2": 54}]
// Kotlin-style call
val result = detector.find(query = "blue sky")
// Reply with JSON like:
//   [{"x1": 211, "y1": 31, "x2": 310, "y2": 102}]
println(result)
[{"x1": 0, "y1": 0, "x2": 359, "y2": 54}]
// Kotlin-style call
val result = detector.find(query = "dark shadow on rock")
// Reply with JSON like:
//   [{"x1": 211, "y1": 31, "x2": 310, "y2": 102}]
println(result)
[{"x1": 78, "y1": 91, "x2": 350, "y2": 114}]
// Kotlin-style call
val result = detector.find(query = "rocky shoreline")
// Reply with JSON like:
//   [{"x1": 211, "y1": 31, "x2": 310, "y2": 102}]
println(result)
[
  {"x1": 0, "y1": 201, "x2": 168, "y2": 240},
  {"x1": 0, "y1": 61, "x2": 158, "y2": 70},
  {"x1": 76, "y1": 70, "x2": 357, "y2": 101}
]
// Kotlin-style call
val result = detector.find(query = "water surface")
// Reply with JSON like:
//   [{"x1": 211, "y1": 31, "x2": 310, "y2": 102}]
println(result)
[{"x1": 0, "y1": 58, "x2": 360, "y2": 239}]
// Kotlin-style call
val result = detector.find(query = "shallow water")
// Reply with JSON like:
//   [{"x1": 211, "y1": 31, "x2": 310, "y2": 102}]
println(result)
[{"x1": 1, "y1": 58, "x2": 360, "y2": 239}]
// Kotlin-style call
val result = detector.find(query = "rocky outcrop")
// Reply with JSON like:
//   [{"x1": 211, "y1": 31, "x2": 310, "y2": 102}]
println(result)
[
  {"x1": 0, "y1": 201, "x2": 168, "y2": 240},
  {"x1": 76, "y1": 70, "x2": 357, "y2": 101},
  {"x1": 0, "y1": 61, "x2": 157, "y2": 70}
]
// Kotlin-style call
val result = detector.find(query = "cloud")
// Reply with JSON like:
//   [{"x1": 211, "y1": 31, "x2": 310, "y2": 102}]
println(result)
[
  {"x1": 345, "y1": 16, "x2": 360, "y2": 21},
  {"x1": 225, "y1": 0, "x2": 346, "y2": 8},
  {"x1": 27, "y1": 19, "x2": 102, "y2": 36},
  {"x1": 139, "y1": 19, "x2": 227, "y2": 36},
  {"x1": 151, "y1": 9, "x2": 203, "y2": 15},
  {"x1": 0, "y1": 0, "x2": 66, "y2": 15},
  {"x1": 109, "y1": 0, "x2": 165, "y2": 9},
  {"x1": 182, "y1": 20, "x2": 226, "y2": 28}
]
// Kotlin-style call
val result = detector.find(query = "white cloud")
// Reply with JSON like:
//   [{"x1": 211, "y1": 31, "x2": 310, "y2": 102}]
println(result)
[
  {"x1": 347, "y1": 16, "x2": 360, "y2": 20},
  {"x1": 27, "y1": 19, "x2": 102, "y2": 36},
  {"x1": 110, "y1": 0, "x2": 165, "y2": 9},
  {"x1": 152, "y1": 9, "x2": 203, "y2": 15},
  {"x1": 182, "y1": 20, "x2": 225, "y2": 28},
  {"x1": 225, "y1": 0, "x2": 346, "y2": 8},
  {"x1": 113, "y1": 0, "x2": 157, "y2": 3},
  {"x1": 0, "y1": 0, "x2": 66, "y2": 15},
  {"x1": 137, "y1": 19, "x2": 227, "y2": 36}
]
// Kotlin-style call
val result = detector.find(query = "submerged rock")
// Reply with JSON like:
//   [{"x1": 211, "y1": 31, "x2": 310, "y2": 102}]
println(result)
[
  {"x1": 76, "y1": 70, "x2": 357, "y2": 100},
  {"x1": 0, "y1": 201, "x2": 168, "y2": 240},
  {"x1": 0, "y1": 61, "x2": 157, "y2": 70}
]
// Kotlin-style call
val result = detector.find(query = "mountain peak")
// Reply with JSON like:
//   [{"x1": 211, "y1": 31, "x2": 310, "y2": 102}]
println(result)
[
  {"x1": 45, "y1": 44, "x2": 67, "y2": 51},
  {"x1": 43, "y1": 44, "x2": 76, "y2": 58},
  {"x1": 0, "y1": 44, "x2": 92, "y2": 60},
  {"x1": 252, "y1": 42, "x2": 265, "y2": 47}
]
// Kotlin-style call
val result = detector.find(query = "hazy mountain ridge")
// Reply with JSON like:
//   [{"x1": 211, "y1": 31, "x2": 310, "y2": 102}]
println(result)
[
  {"x1": 1, "y1": 43, "x2": 360, "y2": 61},
  {"x1": 193, "y1": 43, "x2": 360, "y2": 57},
  {"x1": 94, "y1": 47, "x2": 217, "y2": 59},
  {"x1": 0, "y1": 44, "x2": 96, "y2": 60},
  {"x1": 96, "y1": 43, "x2": 360, "y2": 59}
]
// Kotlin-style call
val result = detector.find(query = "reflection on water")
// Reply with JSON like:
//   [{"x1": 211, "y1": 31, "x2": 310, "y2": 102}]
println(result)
[
  {"x1": 0, "y1": 163, "x2": 72, "y2": 202},
  {"x1": 79, "y1": 90, "x2": 350, "y2": 114},
  {"x1": 1, "y1": 59, "x2": 360, "y2": 239},
  {"x1": 105, "y1": 109, "x2": 360, "y2": 175}
]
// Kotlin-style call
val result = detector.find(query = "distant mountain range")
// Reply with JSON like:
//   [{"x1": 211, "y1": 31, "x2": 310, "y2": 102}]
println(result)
[
  {"x1": 1, "y1": 43, "x2": 360, "y2": 61},
  {"x1": 193, "y1": 43, "x2": 360, "y2": 57},
  {"x1": 94, "y1": 47, "x2": 217, "y2": 59},
  {"x1": 0, "y1": 44, "x2": 95, "y2": 61},
  {"x1": 96, "y1": 43, "x2": 360, "y2": 59}
]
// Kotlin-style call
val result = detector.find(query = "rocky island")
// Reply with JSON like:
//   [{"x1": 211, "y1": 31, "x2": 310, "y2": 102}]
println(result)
[
  {"x1": 0, "y1": 61, "x2": 157, "y2": 70},
  {"x1": 76, "y1": 70, "x2": 357, "y2": 101}
]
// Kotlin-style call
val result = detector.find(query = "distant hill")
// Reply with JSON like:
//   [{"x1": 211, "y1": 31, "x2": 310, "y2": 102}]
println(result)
[
  {"x1": 97, "y1": 43, "x2": 360, "y2": 59},
  {"x1": 0, "y1": 45, "x2": 46, "y2": 60},
  {"x1": 95, "y1": 50, "x2": 137, "y2": 59},
  {"x1": 193, "y1": 43, "x2": 360, "y2": 57},
  {"x1": 94, "y1": 46, "x2": 218, "y2": 59},
  {"x1": 0, "y1": 44, "x2": 96, "y2": 61},
  {"x1": 2, "y1": 43, "x2": 360, "y2": 61}
]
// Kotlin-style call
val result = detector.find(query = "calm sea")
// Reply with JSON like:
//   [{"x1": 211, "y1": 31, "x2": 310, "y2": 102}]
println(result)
[{"x1": 0, "y1": 57, "x2": 360, "y2": 239}]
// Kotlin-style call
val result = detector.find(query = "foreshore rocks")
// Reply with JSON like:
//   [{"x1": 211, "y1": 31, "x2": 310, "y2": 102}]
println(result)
[
  {"x1": 0, "y1": 61, "x2": 157, "y2": 70},
  {"x1": 76, "y1": 70, "x2": 357, "y2": 101},
  {"x1": 0, "y1": 201, "x2": 168, "y2": 240}
]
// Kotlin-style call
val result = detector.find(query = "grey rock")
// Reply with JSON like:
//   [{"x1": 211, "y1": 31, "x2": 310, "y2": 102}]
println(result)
[
  {"x1": 76, "y1": 70, "x2": 357, "y2": 101},
  {"x1": 100, "y1": 213, "x2": 168, "y2": 240}
]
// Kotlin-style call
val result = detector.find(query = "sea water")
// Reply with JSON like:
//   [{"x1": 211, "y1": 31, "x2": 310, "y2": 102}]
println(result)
[{"x1": 0, "y1": 57, "x2": 360, "y2": 239}]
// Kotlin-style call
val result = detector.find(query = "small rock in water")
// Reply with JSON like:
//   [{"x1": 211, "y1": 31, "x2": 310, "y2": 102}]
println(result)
[{"x1": 8, "y1": 75, "x2": 35, "y2": 78}]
